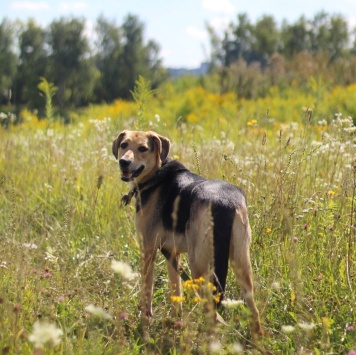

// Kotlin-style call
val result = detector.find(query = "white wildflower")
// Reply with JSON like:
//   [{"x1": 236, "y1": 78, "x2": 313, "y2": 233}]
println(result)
[
  {"x1": 85, "y1": 304, "x2": 112, "y2": 320},
  {"x1": 46, "y1": 129, "x2": 54, "y2": 137},
  {"x1": 23, "y1": 243, "x2": 38, "y2": 250},
  {"x1": 221, "y1": 299, "x2": 244, "y2": 308},
  {"x1": 44, "y1": 183, "x2": 53, "y2": 191},
  {"x1": 209, "y1": 340, "x2": 222, "y2": 353},
  {"x1": 212, "y1": 138, "x2": 221, "y2": 146},
  {"x1": 311, "y1": 140, "x2": 323, "y2": 147},
  {"x1": 281, "y1": 325, "x2": 295, "y2": 334},
  {"x1": 344, "y1": 127, "x2": 356, "y2": 133},
  {"x1": 101, "y1": 147, "x2": 108, "y2": 158},
  {"x1": 271, "y1": 281, "x2": 281, "y2": 291},
  {"x1": 45, "y1": 247, "x2": 58, "y2": 263},
  {"x1": 29, "y1": 321, "x2": 63, "y2": 349},
  {"x1": 231, "y1": 342, "x2": 244, "y2": 353},
  {"x1": 226, "y1": 140, "x2": 235, "y2": 150},
  {"x1": 322, "y1": 131, "x2": 330, "y2": 140},
  {"x1": 290, "y1": 122, "x2": 299, "y2": 130},
  {"x1": 111, "y1": 260, "x2": 139, "y2": 280},
  {"x1": 298, "y1": 322, "x2": 316, "y2": 331},
  {"x1": 318, "y1": 119, "x2": 328, "y2": 126}
]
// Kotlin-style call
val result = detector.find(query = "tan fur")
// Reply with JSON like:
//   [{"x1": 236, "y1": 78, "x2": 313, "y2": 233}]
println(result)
[{"x1": 112, "y1": 130, "x2": 170, "y2": 184}]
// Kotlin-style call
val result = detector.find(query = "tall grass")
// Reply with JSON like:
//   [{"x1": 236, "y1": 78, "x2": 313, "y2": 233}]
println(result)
[{"x1": 0, "y1": 99, "x2": 355, "y2": 353}]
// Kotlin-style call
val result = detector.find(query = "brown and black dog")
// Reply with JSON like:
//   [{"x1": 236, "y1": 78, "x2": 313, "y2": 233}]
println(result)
[{"x1": 112, "y1": 130, "x2": 262, "y2": 335}]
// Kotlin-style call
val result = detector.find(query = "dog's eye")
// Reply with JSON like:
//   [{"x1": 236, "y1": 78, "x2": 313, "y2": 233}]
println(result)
[
  {"x1": 120, "y1": 142, "x2": 128, "y2": 149},
  {"x1": 138, "y1": 146, "x2": 148, "y2": 153}
]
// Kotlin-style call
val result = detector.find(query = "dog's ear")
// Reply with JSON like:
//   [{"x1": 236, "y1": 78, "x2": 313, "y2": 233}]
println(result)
[
  {"x1": 150, "y1": 132, "x2": 170, "y2": 163},
  {"x1": 112, "y1": 131, "x2": 127, "y2": 159}
]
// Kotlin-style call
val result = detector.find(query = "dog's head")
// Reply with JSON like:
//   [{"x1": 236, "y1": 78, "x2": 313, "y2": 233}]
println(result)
[{"x1": 112, "y1": 130, "x2": 170, "y2": 184}]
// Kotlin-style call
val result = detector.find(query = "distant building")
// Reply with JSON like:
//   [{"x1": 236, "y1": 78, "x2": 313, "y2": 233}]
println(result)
[{"x1": 168, "y1": 62, "x2": 209, "y2": 77}]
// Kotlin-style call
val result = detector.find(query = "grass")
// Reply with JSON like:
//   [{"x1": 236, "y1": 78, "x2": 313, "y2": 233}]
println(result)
[{"x1": 0, "y1": 100, "x2": 356, "y2": 354}]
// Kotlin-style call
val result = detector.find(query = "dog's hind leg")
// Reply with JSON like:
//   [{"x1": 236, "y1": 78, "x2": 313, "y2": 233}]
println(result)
[
  {"x1": 230, "y1": 207, "x2": 263, "y2": 336},
  {"x1": 186, "y1": 205, "x2": 214, "y2": 281},
  {"x1": 212, "y1": 206, "x2": 234, "y2": 302}
]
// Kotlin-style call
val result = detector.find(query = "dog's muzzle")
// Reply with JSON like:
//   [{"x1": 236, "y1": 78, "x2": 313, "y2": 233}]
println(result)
[{"x1": 119, "y1": 159, "x2": 144, "y2": 182}]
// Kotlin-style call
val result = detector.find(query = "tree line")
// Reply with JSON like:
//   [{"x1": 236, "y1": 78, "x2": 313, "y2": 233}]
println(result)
[
  {"x1": 0, "y1": 15, "x2": 166, "y2": 109},
  {"x1": 209, "y1": 12, "x2": 355, "y2": 67},
  {"x1": 208, "y1": 12, "x2": 356, "y2": 97},
  {"x1": 1, "y1": 12, "x2": 356, "y2": 111}
]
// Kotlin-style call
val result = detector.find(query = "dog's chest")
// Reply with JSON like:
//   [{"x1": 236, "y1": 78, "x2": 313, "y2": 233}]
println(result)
[{"x1": 135, "y1": 188, "x2": 161, "y2": 236}]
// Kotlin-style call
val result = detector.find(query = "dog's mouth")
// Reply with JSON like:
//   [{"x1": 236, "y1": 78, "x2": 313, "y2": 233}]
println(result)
[{"x1": 121, "y1": 165, "x2": 145, "y2": 182}]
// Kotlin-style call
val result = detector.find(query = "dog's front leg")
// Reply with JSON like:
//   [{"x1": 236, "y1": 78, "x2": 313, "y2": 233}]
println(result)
[
  {"x1": 166, "y1": 253, "x2": 182, "y2": 317},
  {"x1": 141, "y1": 247, "x2": 157, "y2": 317}
]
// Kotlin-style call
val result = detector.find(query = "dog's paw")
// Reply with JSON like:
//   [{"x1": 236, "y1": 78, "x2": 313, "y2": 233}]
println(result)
[
  {"x1": 145, "y1": 307, "x2": 153, "y2": 318},
  {"x1": 121, "y1": 194, "x2": 130, "y2": 206},
  {"x1": 145, "y1": 308, "x2": 153, "y2": 317},
  {"x1": 252, "y1": 322, "x2": 264, "y2": 337}
]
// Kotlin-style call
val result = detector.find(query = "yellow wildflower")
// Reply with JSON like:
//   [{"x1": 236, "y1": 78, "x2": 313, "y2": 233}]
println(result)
[
  {"x1": 194, "y1": 297, "x2": 208, "y2": 303},
  {"x1": 183, "y1": 280, "x2": 199, "y2": 290},
  {"x1": 214, "y1": 293, "x2": 222, "y2": 304},
  {"x1": 208, "y1": 282, "x2": 217, "y2": 292},
  {"x1": 170, "y1": 296, "x2": 185, "y2": 303},
  {"x1": 183, "y1": 279, "x2": 193, "y2": 286},
  {"x1": 247, "y1": 119, "x2": 258, "y2": 126},
  {"x1": 195, "y1": 276, "x2": 205, "y2": 283}
]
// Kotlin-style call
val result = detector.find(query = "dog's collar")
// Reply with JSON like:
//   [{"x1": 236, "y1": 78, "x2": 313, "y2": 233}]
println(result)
[
  {"x1": 120, "y1": 176, "x2": 161, "y2": 207},
  {"x1": 120, "y1": 160, "x2": 189, "y2": 207}
]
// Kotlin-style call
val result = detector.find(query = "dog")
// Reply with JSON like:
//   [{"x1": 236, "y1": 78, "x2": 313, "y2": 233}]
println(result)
[{"x1": 112, "y1": 130, "x2": 262, "y2": 335}]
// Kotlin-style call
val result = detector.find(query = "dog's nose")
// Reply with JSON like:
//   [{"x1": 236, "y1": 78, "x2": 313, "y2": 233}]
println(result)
[{"x1": 119, "y1": 158, "x2": 131, "y2": 169}]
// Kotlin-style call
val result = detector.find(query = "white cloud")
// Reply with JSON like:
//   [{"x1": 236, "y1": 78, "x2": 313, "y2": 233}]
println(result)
[
  {"x1": 346, "y1": 16, "x2": 356, "y2": 30},
  {"x1": 59, "y1": 2, "x2": 88, "y2": 11},
  {"x1": 202, "y1": 0, "x2": 235, "y2": 14},
  {"x1": 186, "y1": 26, "x2": 208, "y2": 41},
  {"x1": 208, "y1": 16, "x2": 231, "y2": 33},
  {"x1": 159, "y1": 48, "x2": 175, "y2": 66},
  {"x1": 10, "y1": 1, "x2": 49, "y2": 11}
]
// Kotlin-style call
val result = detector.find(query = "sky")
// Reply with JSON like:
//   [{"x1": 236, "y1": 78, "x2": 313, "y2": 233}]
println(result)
[{"x1": 1, "y1": 0, "x2": 356, "y2": 68}]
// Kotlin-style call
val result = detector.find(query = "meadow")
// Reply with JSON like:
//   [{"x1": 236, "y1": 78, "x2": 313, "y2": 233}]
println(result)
[{"x1": 1, "y1": 81, "x2": 356, "y2": 354}]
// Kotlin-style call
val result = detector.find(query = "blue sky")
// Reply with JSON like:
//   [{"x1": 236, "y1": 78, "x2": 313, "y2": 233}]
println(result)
[{"x1": 1, "y1": 0, "x2": 356, "y2": 68}]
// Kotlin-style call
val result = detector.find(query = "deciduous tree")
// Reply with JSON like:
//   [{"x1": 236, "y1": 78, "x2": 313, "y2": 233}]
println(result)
[
  {"x1": 0, "y1": 19, "x2": 17, "y2": 105},
  {"x1": 16, "y1": 19, "x2": 47, "y2": 108},
  {"x1": 48, "y1": 17, "x2": 98, "y2": 106}
]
